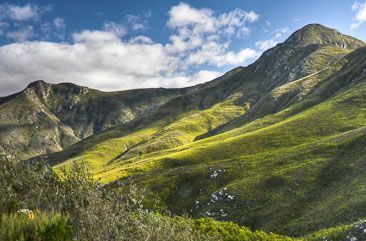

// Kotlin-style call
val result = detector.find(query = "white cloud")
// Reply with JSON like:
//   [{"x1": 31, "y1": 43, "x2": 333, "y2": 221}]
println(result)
[
  {"x1": 0, "y1": 3, "x2": 260, "y2": 96},
  {"x1": 72, "y1": 30, "x2": 121, "y2": 43},
  {"x1": 40, "y1": 18, "x2": 66, "y2": 40},
  {"x1": 255, "y1": 39, "x2": 278, "y2": 51},
  {"x1": 101, "y1": 12, "x2": 151, "y2": 38},
  {"x1": 167, "y1": 3, "x2": 215, "y2": 30},
  {"x1": 130, "y1": 35, "x2": 154, "y2": 44},
  {"x1": 0, "y1": 3, "x2": 50, "y2": 22},
  {"x1": 9, "y1": 4, "x2": 41, "y2": 21},
  {"x1": 103, "y1": 21, "x2": 126, "y2": 37},
  {"x1": 147, "y1": 70, "x2": 222, "y2": 88},
  {"x1": 53, "y1": 17, "x2": 65, "y2": 30},
  {"x1": 166, "y1": 3, "x2": 259, "y2": 67},
  {"x1": 244, "y1": 11, "x2": 259, "y2": 22},
  {"x1": 188, "y1": 70, "x2": 222, "y2": 85},
  {"x1": 255, "y1": 27, "x2": 289, "y2": 51},
  {"x1": 188, "y1": 43, "x2": 258, "y2": 67},
  {"x1": 0, "y1": 3, "x2": 52, "y2": 41},
  {"x1": 167, "y1": 3, "x2": 258, "y2": 37},
  {"x1": 351, "y1": 1, "x2": 366, "y2": 29},
  {"x1": 6, "y1": 25, "x2": 34, "y2": 41},
  {"x1": 0, "y1": 38, "x2": 169, "y2": 94},
  {"x1": 125, "y1": 12, "x2": 151, "y2": 31}
]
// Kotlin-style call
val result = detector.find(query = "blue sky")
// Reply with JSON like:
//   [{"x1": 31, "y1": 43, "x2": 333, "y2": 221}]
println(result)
[{"x1": 0, "y1": 0, "x2": 365, "y2": 95}]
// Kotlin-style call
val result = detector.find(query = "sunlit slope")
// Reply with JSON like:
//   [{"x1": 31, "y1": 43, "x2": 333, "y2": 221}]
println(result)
[
  {"x1": 55, "y1": 94, "x2": 248, "y2": 179},
  {"x1": 36, "y1": 25, "x2": 366, "y2": 236},
  {"x1": 136, "y1": 80, "x2": 366, "y2": 235},
  {"x1": 48, "y1": 25, "x2": 362, "y2": 176},
  {"x1": 301, "y1": 219, "x2": 366, "y2": 241},
  {"x1": 53, "y1": 45, "x2": 352, "y2": 181},
  {"x1": 91, "y1": 47, "x2": 366, "y2": 235},
  {"x1": 58, "y1": 45, "x2": 364, "y2": 182},
  {"x1": 0, "y1": 80, "x2": 191, "y2": 160}
]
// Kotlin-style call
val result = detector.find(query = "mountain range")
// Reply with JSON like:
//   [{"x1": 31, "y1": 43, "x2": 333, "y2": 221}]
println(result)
[{"x1": 1, "y1": 23, "x2": 366, "y2": 237}]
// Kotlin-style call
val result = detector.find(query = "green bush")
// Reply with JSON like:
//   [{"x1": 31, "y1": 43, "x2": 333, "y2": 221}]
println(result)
[
  {"x1": 0, "y1": 212, "x2": 71, "y2": 241},
  {"x1": 0, "y1": 155, "x2": 295, "y2": 241},
  {"x1": 193, "y1": 218, "x2": 294, "y2": 241},
  {"x1": 0, "y1": 157, "x2": 210, "y2": 241},
  {"x1": 303, "y1": 219, "x2": 366, "y2": 241}
]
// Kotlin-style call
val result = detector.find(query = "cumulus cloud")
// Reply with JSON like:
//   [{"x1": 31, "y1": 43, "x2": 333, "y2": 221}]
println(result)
[
  {"x1": 0, "y1": 38, "x2": 169, "y2": 94},
  {"x1": 166, "y1": 3, "x2": 259, "y2": 67},
  {"x1": 0, "y1": 3, "x2": 260, "y2": 96},
  {"x1": 351, "y1": 1, "x2": 366, "y2": 29},
  {"x1": 167, "y1": 3, "x2": 258, "y2": 37},
  {"x1": 0, "y1": 36, "x2": 222, "y2": 95}
]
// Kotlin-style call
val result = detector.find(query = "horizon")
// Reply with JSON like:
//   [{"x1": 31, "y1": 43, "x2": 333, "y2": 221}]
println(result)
[{"x1": 0, "y1": 0, "x2": 365, "y2": 96}]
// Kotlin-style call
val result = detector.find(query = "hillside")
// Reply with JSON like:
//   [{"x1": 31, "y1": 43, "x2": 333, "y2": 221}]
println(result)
[
  {"x1": 0, "y1": 80, "x2": 193, "y2": 160},
  {"x1": 3, "y1": 23, "x2": 366, "y2": 238}
]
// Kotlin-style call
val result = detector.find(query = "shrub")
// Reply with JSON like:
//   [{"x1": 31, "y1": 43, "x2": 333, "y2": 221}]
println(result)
[
  {"x1": 0, "y1": 212, "x2": 71, "y2": 241},
  {"x1": 0, "y1": 156, "x2": 209, "y2": 241}
]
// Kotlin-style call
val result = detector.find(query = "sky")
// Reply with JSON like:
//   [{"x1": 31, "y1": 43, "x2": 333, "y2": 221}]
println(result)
[{"x1": 0, "y1": 0, "x2": 365, "y2": 96}]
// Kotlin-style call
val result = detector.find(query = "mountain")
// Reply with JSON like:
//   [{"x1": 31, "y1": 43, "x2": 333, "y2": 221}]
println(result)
[
  {"x1": 0, "y1": 80, "x2": 193, "y2": 160},
  {"x1": 2, "y1": 24, "x2": 366, "y2": 237}
]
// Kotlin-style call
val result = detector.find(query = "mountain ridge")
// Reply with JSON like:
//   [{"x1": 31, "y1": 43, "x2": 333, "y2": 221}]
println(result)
[
  {"x1": 2, "y1": 23, "x2": 366, "y2": 237},
  {"x1": 20, "y1": 23, "x2": 365, "y2": 163}
]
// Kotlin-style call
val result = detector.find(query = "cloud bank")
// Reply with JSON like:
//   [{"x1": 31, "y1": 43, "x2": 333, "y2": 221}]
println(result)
[{"x1": 0, "y1": 3, "x2": 260, "y2": 96}]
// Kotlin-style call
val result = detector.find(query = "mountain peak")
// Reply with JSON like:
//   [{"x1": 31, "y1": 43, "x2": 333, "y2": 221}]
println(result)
[
  {"x1": 284, "y1": 23, "x2": 365, "y2": 49},
  {"x1": 25, "y1": 80, "x2": 92, "y2": 96},
  {"x1": 27, "y1": 80, "x2": 50, "y2": 88}
]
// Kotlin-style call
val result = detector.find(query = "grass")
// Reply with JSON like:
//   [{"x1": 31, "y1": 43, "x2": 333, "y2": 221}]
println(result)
[
  {"x1": 44, "y1": 38, "x2": 366, "y2": 237},
  {"x1": 0, "y1": 211, "x2": 71, "y2": 241},
  {"x1": 301, "y1": 218, "x2": 366, "y2": 241},
  {"x1": 54, "y1": 93, "x2": 248, "y2": 181},
  {"x1": 87, "y1": 72, "x2": 366, "y2": 235}
]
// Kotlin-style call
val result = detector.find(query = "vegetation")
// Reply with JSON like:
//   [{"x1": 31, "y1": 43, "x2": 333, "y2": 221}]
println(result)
[
  {"x1": 48, "y1": 45, "x2": 366, "y2": 236},
  {"x1": 1, "y1": 24, "x2": 366, "y2": 240},
  {"x1": 0, "y1": 155, "x2": 295, "y2": 241},
  {"x1": 0, "y1": 212, "x2": 71, "y2": 241},
  {"x1": 302, "y1": 219, "x2": 366, "y2": 241}
]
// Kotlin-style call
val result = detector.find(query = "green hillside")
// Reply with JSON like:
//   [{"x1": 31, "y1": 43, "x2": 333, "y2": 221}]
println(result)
[
  {"x1": 11, "y1": 24, "x2": 366, "y2": 238},
  {"x1": 0, "y1": 80, "x2": 192, "y2": 160}
]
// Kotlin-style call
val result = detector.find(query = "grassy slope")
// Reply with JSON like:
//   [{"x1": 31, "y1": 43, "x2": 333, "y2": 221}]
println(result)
[
  {"x1": 58, "y1": 45, "x2": 356, "y2": 182},
  {"x1": 43, "y1": 27, "x2": 366, "y2": 237},
  {"x1": 139, "y1": 75, "x2": 366, "y2": 236},
  {"x1": 51, "y1": 44, "x2": 354, "y2": 178},
  {"x1": 55, "y1": 93, "x2": 248, "y2": 180},
  {"x1": 128, "y1": 76, "x2": 366, "y2": 231},
  {"x1": 70, "y1": 48, "x2": 366, "y2": 236},
  {"x1": 301, "y1": 218, "x2": 366, "y2": 241},
  {"x1": 0, "y1": 81, "x2": 192, "y2": 161}
]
